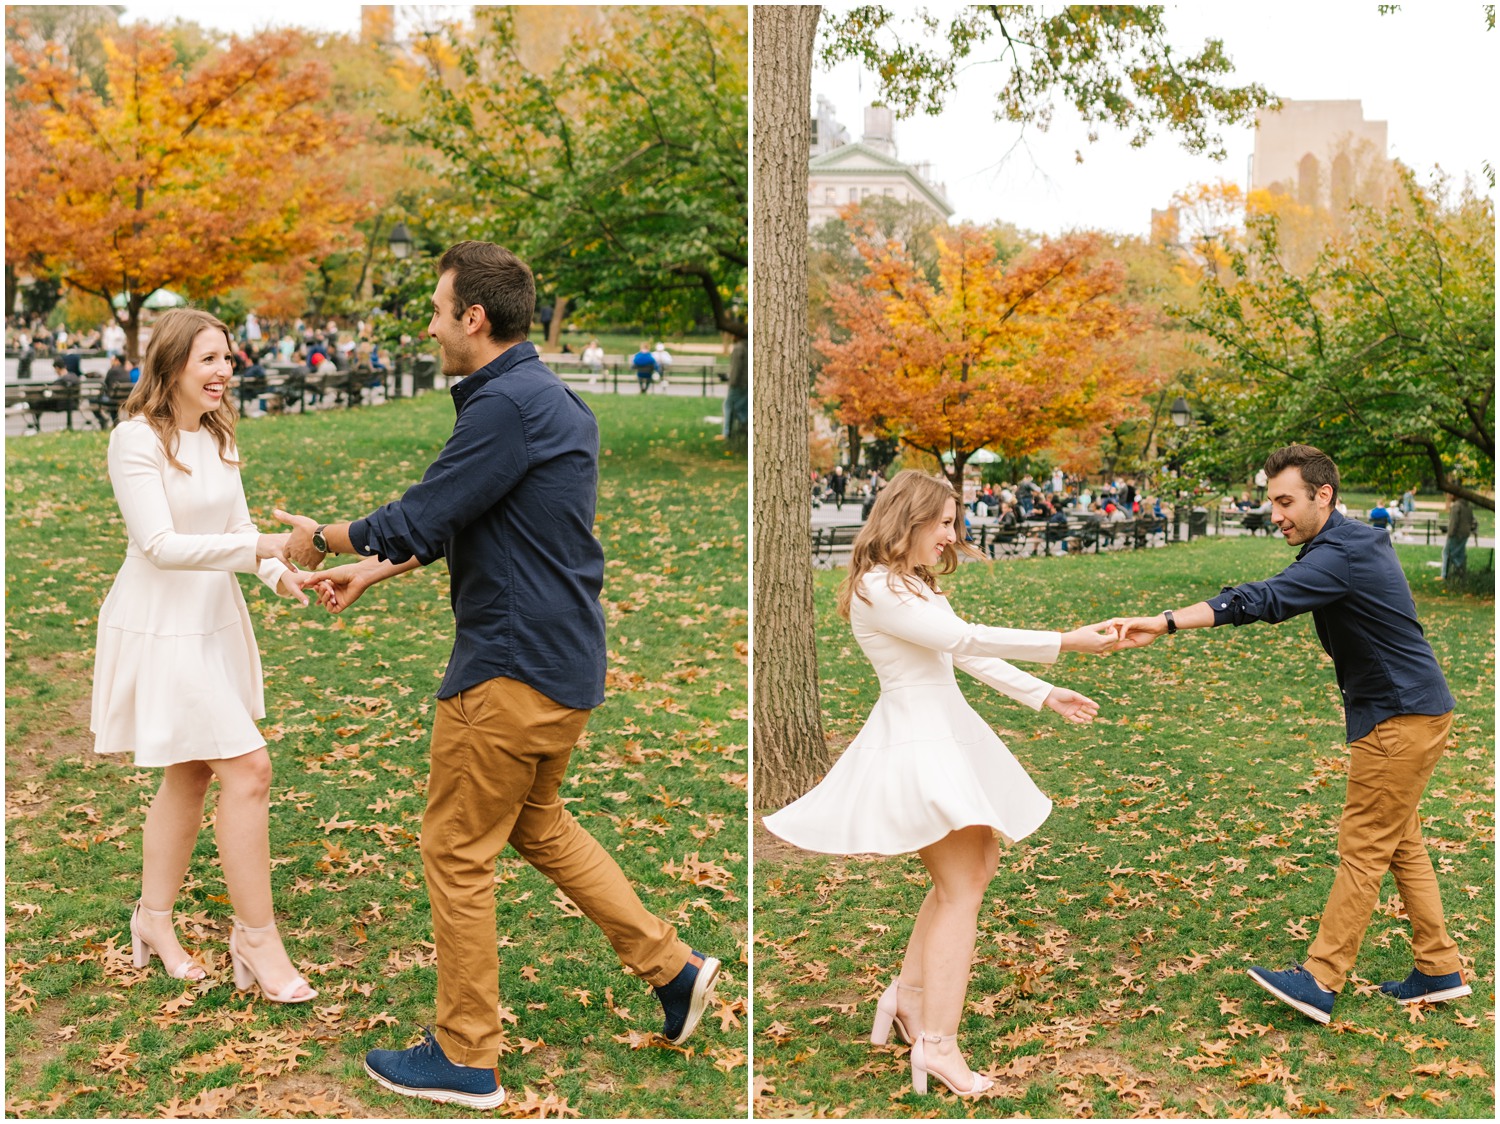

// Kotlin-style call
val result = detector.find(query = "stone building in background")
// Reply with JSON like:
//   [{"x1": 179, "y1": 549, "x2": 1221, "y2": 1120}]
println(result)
[
  {"x1": 1251, "y1": 99, "x2": 1390, "y2": 209},
  {"x1": 807, "y1": 98, "x2": 954, "y2": 226}
]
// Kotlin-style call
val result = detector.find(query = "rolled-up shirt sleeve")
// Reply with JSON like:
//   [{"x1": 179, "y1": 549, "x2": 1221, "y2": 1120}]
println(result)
[
  {"x1": 1208, "y1": 544, "x2": 1352, "y2": 626},
  {"x1": 348, "y1": 392, "x2": 529, "y2": 565}
]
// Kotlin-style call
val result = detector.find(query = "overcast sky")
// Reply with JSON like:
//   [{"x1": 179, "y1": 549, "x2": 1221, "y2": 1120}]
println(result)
[
  {"x1": 815, "y1": 2, "x2": 1495, "y2": 235},
  {"x1": 116, "y1": 3, "x2": 1492, "y2": 238}
]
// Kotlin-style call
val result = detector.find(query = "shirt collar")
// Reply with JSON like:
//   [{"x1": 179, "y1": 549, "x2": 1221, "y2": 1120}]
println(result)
[
  {"x1": 1297, "y1": 507, "x2": 1344, "y2": 559},
  {"x1": 450, "y1": 341, "x2": 539, "y2": 414}
]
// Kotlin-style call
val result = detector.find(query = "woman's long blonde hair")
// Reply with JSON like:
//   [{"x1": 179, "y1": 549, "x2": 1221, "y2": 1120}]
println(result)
[
  {"x1": 836, "y1": 470, "x2": 982, "y2": 618},
  {"x1": 120, "y1": 308, "x2": 240, "y2": 474}
]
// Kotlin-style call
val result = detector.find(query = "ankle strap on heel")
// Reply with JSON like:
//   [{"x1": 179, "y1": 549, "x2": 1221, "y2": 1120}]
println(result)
[
  {"x1": 232, "y1": 917, "x2": 279, "y2": 935},
  {"x1": 922, "y1": 1032, "x2": 957, "y2": 1044},
  {"x1": 136, "y1": 900, "x2": 177, "y2": 918},
  {"x1": 895, "y1": 980, "x2": 923, "y2": 993}
]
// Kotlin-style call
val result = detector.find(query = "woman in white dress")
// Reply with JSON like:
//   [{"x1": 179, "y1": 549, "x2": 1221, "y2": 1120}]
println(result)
[
  {"x1": 763, "y1": 471, "x2": 1117, "y2": 1096},
  {"x1": 91, "y1": 308, "x2": 320, "y2": 1004}
]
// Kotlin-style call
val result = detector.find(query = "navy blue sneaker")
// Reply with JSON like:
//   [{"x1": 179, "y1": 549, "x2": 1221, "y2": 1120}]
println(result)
[
  {"x1": 655, "y1": 949, "x2": 721, "y2": 1045},
  {"x1": 1380, "y1": 968, "x2": 1472, "y2": 1005},
  {"x1": 1247, "y1": 964, "x2": 1336, "y2": 1024},
  {"x1": 365, "y1": 1027, "x2": 505, "y2": 1109}
]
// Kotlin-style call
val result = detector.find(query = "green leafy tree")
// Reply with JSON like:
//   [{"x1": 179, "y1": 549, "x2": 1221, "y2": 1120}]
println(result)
[
  {"x1": 821, "y1": 6, "x2": 1275, "y2": 158},
  {"x1": 400, "y1": 6, "x2": 747, "y2": 341},
  {"x1": 1183, "y1": 169, "x2": 1494, "y2": 508}
]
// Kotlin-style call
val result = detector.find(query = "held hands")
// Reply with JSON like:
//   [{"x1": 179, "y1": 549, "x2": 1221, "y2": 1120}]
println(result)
[
  {"x1": 1106, "y1": 616, "x2": 1168, "y2": 650},
  {"x1": 1059, "y1": 620, "x2": 1121, "y2": 655},
  {"x1": 275, "y1": 569, "x2": 314, "y2": 608},
  {"x1": 309, "y1": 561, "x2": 380, "y2": 614},
  {"x1": 273, "y1": 508, "x2": 327, "y2": 571},
  {"x1": 1045, "y1": 687, "x2": 1100, "y2": 724}
]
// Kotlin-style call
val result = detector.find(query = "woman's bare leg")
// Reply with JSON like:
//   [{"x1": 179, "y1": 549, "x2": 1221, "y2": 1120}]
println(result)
[
  {"x1": 137, "y1": 761, "x2": 214, "y2": 968},
  {"x1": 209, "y1": 749, "x2": 312, "y2": 999},
  {"x1": 915, "y1": 826, "x2": 999, "y2": 1086}
]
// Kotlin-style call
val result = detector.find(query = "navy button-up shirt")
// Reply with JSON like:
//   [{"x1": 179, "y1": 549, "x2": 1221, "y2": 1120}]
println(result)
[
  {"x1": 348, "y1": 342, "x2": 606, "y2": 709},
  {"x1": 1206, "y1": 510, "x2": 1454, "y2": 742}
]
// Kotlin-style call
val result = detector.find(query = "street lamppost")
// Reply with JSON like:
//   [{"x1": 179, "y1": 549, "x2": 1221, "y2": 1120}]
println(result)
[
  {"x1": 1168, "y1": 396, "x2": 1193, "y2": 540},
  {"x1": 381, "y1": 221, "x2": 415, "y2": 398},
  {"x1": 1169, "y1": 396, "x2": 1191, "y2": 429},
  {"x1": 388, "y1": 221, "x2": 413, "y2": 260}
]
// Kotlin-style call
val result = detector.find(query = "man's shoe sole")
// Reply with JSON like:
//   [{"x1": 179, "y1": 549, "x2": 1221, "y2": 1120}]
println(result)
[
  {"x1": 668, "y1": 956, "x2": 721, "y2": 1045},
  {"x1": 364, "y1": 1064, "x2": 505, "y2": 1109},
  {"x1": 1388, "y1": 983, "x2": 1472, "y2": 1005},
  {"x1": 1247, "y1": 969, "x2": 1332, "y2": 1025}
]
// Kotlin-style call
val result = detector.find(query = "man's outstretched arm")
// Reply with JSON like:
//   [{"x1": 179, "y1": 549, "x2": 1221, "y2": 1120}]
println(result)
[
  {"x1": 1111, "y1": 548, "x2": 1352, "y2": 649},
  {"x1": 1111, "y1": 602, "x2": 1216, "y2": 649}
]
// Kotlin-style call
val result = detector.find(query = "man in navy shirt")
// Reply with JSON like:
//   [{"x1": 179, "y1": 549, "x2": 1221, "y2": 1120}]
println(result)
[
  {"x1": 1113, "y1": 444, "x2": 1465, "y2": 1026},
  {"x1": 277, "y1": 242, "x2": 719, "y2": 1109}
]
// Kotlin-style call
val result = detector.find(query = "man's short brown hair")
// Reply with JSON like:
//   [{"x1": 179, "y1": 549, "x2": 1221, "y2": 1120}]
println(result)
[
  {"x1": 438, "y1": 241, "x2": 535, "y2": 343},
  {"x1": 1264, "y1": 444, "x2": 1340, "y2": 503}
]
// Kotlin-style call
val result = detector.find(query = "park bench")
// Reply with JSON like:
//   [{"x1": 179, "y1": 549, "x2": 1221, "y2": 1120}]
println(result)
[
  {"x1": 1065, "y1": 518, "x2": 1103, "y2": 554},
  {"x1": 1132, "y1": 515, "x2": 1170, "y2": 548},
  {"x1": 7, "y1": 382, "x2": 90, "y2": 430},
  {"x1": 811, "y1": 524, "x2": 862, "y2": 568},
  {"x1": 978, "y1": 522, "x2": 1030, "y2": 558},
  {"x1": 96, "y1": 378, "x2": 133, "y2": 427}
]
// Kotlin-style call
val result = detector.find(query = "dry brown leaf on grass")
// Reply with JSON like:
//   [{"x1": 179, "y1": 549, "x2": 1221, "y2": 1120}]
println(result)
[
  {"x1": 716, "y1": 995, "x2": 747, "y2": 1031},
  {"x1": 500, "y1": 1086, "x2": 581, "y2": 1118},
  {"x1": 710, "y1": 1046, "x2": 747, "y2": 1073}
]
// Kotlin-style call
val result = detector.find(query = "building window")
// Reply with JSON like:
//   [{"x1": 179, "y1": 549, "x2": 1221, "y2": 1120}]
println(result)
[
  {"x1": 883, "y1": 187, "x2": 894, "y2": 197},
  {"x1": 825, "y1": 188, "x2": 836, "y2": 205},
  {"x1": 849, "y1": 187, "x2": 859, "y2": 203}
]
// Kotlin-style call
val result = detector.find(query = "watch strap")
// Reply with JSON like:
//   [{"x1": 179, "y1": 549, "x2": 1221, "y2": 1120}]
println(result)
[{"x1": 1163, "y1": 609, "x2": 1177, "y2": 635}]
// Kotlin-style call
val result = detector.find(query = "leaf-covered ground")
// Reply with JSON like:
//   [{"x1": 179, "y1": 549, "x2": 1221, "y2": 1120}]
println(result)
[
  {"x1": 754, "y1": 540, "x2": 1493, "y2": 1118},
  {"x1": 5, "y1": 392, "x2": 748, "y2": 1118}
]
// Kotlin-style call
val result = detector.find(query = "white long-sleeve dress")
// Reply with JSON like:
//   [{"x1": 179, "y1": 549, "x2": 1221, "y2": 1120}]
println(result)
[
  {"x1": 762, "y1": 566, "x2": 1058, "y2": 855},
  {"x1": 90, "y1": 418, "x2": 288, "y2": 767}
]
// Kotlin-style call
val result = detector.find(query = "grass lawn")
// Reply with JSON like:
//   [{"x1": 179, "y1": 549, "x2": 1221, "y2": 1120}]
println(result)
[
  {"x1": 754, "y1": 538, "x2": 1493, "y2": 1118},
  {"x1": 5, "y1": 393, "x2": 748, "y2": 1118}
]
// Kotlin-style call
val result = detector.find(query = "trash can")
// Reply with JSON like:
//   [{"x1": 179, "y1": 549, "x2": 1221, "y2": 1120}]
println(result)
[
  {"x1": 412, "y1": 354, "x2": 437, "y2": 393},
  {"x1": 1189, "y1": 509, "x2": 1209, "y2": 539}
]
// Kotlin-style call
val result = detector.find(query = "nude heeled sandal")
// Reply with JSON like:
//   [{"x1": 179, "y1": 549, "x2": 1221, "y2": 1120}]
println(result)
[
  {"x1": 910, "y1": 1033, "x2": 994, "y2": 1097},
  {"x1": 131, "y1": 901, "x2": 207, "y2": 980},
  {"x1": 870, "y1": 978, "x2": 922, "y2": 1045},
  {"x1": 228, "y1": 918, "x2": 318, "y2": 1004}
]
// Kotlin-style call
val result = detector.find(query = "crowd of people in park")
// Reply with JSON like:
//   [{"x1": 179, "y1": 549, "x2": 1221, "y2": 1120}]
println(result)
[{"x1": 811, "y1": 464, "x2": 1486, "y2": 573}]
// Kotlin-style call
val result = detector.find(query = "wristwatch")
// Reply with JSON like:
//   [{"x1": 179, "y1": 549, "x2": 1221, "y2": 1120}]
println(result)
[
  {"x1": 1163, "y1": 609, "x2": 1177, "y2": 635},
  {"x1": 312, "y1": 524, "x2": 330, "y2": 554}
]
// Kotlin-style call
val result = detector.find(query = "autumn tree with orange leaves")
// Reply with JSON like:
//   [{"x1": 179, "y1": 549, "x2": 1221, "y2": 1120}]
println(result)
[
  {"x1": 6, "y1": 20, "x2": 354, "y2": 359},
  {"x1": 817, "y1": 225, "x2": 1151, "y2": 490}
]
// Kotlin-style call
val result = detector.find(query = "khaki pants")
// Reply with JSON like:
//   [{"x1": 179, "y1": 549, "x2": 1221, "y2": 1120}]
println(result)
[
  {"x1": 423, "y1": 676, "x2": 691, "y2": 1067},
  {"x1": 1304, "y1": 711, "x2": 1460, "y2": 992}
]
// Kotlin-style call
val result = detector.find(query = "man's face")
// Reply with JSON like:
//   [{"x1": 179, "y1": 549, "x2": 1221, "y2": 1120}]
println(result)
[
  {"x1": 1267, "y1": 467, "x2": 1334, "y2": 546},
  {"x1": 427, "y1": 271, "x2": 473, "y2": 377}
]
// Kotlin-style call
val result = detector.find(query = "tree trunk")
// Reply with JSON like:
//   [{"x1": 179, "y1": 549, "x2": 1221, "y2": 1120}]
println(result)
[
  {"x1": 547, "y1": 296, "x2": 568, "y2": 349},
  {"x1": 753, "y1": 4, "x2": 827, "y2": 809},
  {"x1": 125, "y1": 300, "x2": 144, "y2": 364},
  {"x1": 846, "y1": 423, "x2": 861, "y2": 470}
]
